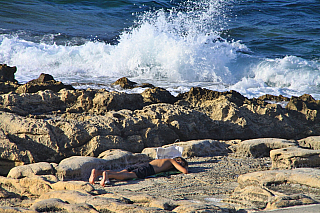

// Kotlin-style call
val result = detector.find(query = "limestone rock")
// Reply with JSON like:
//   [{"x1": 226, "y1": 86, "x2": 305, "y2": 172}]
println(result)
[
  {"x1": 227, "y1": 185, "x2": 278, "y2": 209},
  {"x1": 56, "y1": 156, "x2": 110, "y2": 181},
  {"x1": 19, "y1": 176, "x2": 53, "y2": 196},
  {"x1": 0, "y1": 90, "x2": 66, "y2": 115},
  {"x1": 51, "y1": 181, "x2": 94, "y2": 193},
  {"x1": 266, "y1": 194, "x2": 317, "y2": 210},
  {"x1": 16, "y1": 73, "x2": 74, "y2": 94},
  {"x1": 0, "y1": 206, "x2": 37, "y2": 213},
  {"x1": 298, "y1": 136, "x2": 320, "y2": 150},
  {"x1": 38, "y1": 190, "x2": 92, "y2": 204},
  {"x1": 91, "y1": 91, "x2": 144, "y2": 113},
  {"x1": 232, "y1": 138, "x2": 296, "y2": 158},
  {"x1": 173, "y1": 202, "x2": 228, "y2": 213},
  {"x1": 286, "y1": 94, "x2": 320, "y2": 121},
  {"x1": 98, "y1": 149, "x2": 150, "y2": 169},
  {"x1": 141, "y1": 87, "x2": 176, "y2": 104},
  {"x1": 0, "y1": 64, "x2": 17, "y2": 82},
  {"x1": 7, "y1": 162, "x2": 56, "y2": 179},
  {"x1": 270, "y1": 147, "x2": 320, "y2": 169},
  {"x1": 30, "y1": 198, "x2": 97, "y2": 213},
  {"x1": 111, "y1": 77, "x2": 137, "y2": 89},
  {"x1": 228, "y1": 185, "x2": 317, "y2": 210},
  {"x1": 237, "y1": 168, "x2": 320, "y2": 189}
]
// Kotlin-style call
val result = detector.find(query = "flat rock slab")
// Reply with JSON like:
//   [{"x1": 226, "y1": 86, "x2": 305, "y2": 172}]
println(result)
[
  {"x1": 232, "y1": 138, "x2": 296, "y2": 158},
  {"x1": 270, "y1": 147, "x2": 320, "y2": 169},
  {"x1": 259, "y1": 204, "x2": 320, "y2": 213},
  {"x1": 238, "y1": 168, "x2": 320, "y2": 189}
]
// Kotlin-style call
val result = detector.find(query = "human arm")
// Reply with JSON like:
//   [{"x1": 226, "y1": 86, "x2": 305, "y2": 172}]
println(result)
[{"x1": 170, "y1": 159, "x2": 188, "y2": 174}]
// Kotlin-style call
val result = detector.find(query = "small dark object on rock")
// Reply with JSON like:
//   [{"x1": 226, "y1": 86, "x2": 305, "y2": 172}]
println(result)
[
  {"x1": 112, "y1": 77, "x2": 137, "y2": 89},
  {"x1": 0, "y1": 64, "x2": 17, "y2": 83}
]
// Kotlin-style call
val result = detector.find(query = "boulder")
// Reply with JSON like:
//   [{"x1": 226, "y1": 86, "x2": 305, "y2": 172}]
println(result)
[
  {"x1": 90, "y1": 91, "x2": 144, "y2": 113},
  {"x1": 266, "y1": 194, "x2": 317, "y2": 210},
  {"x1": 97, "y1": 149, "x2": 150, "y2": 169},
  {"x1": 237, "y1": 168, "x2": 320, "y2": 189},
  {"x1": 0, "y1": 128, "x2": 32, "y2": 175},
  {"x1": 227, "y1": 185, "x2": 317, "y2": 210},
  {"x1": 0, "y1": 206, "x2": 37, "y2": 213},
  {"x1": 7, "y1": 162, "x2": 57, "y2": 179},
  {"x1": 270, "y1": 147, "x2": 320, "y2": 169},
  {"x1": 227, "y1": 185, "x2": 279, "y2": 209},
  {"x1": 0, "y1": 90, "x2": 66, "y2": 115},
  {"x1": 51, "y1": 181, "x2": 94, "y2": 193},
  {"x1": 38, "y1": 190, "x2": 93, "y2": 204},
  {"x1": 298, "y1": 136, "x2": 320, "y2": 150},
  {"x1": 19, "y1": 176, "x2": 53, "y2": 196},
  {"x1": 0, "y1": 64, "x2": 17, "y2": 82},
  {"x1": 141, "y1": 87, "x2": 176, "y2": 104},
  {"x1": 232, "y1": 138, "x2": 297, "y2": 158},
  {"x1": 55, "y1": 156, "x2": 110, "y2": 181},
  {"x1": 16, "y1": 73, "x2": 74, "y2": 94},
  {"x1": 30, "y1": 198, "x2": 97, "y2": 213},
  {"x1": 111, "y1": 77, "x2": 137, "y2": 89}
]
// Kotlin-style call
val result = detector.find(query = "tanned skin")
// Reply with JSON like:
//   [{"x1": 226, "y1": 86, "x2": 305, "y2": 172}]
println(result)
[{"x1": 89, "y1": 158, "x2": 188, "y2": 186}]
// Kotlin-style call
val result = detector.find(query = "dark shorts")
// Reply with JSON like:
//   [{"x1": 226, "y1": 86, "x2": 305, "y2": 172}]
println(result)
[{"x1": 126, "y1": 163, "x2": 155, "y2": 179}]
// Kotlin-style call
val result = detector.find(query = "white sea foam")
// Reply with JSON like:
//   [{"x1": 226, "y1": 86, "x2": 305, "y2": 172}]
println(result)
[{"x1": 0, "y1": 0, "x2": 319, "y2": 100}]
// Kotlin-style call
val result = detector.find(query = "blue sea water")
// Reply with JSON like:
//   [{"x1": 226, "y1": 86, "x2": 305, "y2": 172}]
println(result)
[{"x1": 0, "y1": 0, "x2": 319, "y2": 99}]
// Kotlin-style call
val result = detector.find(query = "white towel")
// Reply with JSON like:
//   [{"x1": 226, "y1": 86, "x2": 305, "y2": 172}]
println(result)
[{"x1": 156, "y1": 146, "x2": 183, "y2": 159}]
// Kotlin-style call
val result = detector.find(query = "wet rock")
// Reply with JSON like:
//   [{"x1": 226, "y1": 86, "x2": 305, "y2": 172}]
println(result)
[
  {"x1": 0, "y1": 64, "x2": 17, "y2": 83},
  {"x1": 111, "y1": 77, "x2": 137, "y2": 89},
  {"x1": 270, "y1": 147, "x2": 320, "y2": 169},
  {"x1": 16, "y1": 73, "x2": 74, "y2": 94}
]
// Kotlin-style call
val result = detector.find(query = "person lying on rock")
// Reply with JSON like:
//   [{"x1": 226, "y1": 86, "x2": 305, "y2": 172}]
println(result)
[{"x1": 89, "y1": 157, "x2": 188, "y2": 186}]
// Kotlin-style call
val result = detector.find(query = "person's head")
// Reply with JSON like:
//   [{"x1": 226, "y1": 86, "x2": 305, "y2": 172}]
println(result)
[{"x1": 173, "y1": 157, "x2": 188, "y2": 168}]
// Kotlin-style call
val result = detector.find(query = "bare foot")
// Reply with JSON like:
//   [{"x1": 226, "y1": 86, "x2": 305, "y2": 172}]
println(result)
[
  {"x1": 89, "y1": 169, "x2": 97, "y2": 184},
  {"x1": 100, "y1": 171, "x2": 110, "y2": 187}
]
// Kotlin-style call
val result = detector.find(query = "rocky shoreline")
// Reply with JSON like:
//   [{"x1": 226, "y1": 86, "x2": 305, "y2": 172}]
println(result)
[{"x1": 1, "y1": 64, "x2": 320, "y2": 212}]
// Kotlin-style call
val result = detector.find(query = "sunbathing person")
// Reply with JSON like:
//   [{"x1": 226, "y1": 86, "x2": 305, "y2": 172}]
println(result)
[{"x1": 89, "y1": 157, "x2": 188, "y2": 186}]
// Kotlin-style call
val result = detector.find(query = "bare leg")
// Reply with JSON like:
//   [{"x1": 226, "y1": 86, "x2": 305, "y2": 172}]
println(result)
[
  {"x1": 107, "y1": 170, "x2": 138, "y2": 180},
  {"x1": 89, "y1": 169, "x2": 103, "y2": 184},
  {"x1": 100, "y1": 171, "x2": 110, "y2": 187}
]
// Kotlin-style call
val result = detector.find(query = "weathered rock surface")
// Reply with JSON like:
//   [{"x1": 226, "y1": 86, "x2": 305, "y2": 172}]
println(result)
[
  {"x1": 7, "y1": 162, "x2": 57, "y2": 179},
  {"x1": 1, "y1": 71, "x2": 320, "y2": 212},
  {"x1": 237, "y1": 168, "x2": 320, "y2": 189},
  {"x1": 0, "y1": 64, "x2": 17, "y2": 83},
  {"x1": 231, "y1": 138, "x2": 297, "y2": 158},
  {"x1": 270, "y1": 147, "x2": 320, "y2": 169},
  {"x1": 16, "y1": 73, "x2": 74, "y2": 94},
  {"x1": 298, "y1": 136, "x2": 320, "y2": 150},
  {"x1": 227, "y1": 168, "x2": 320, "y2": 210}
]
